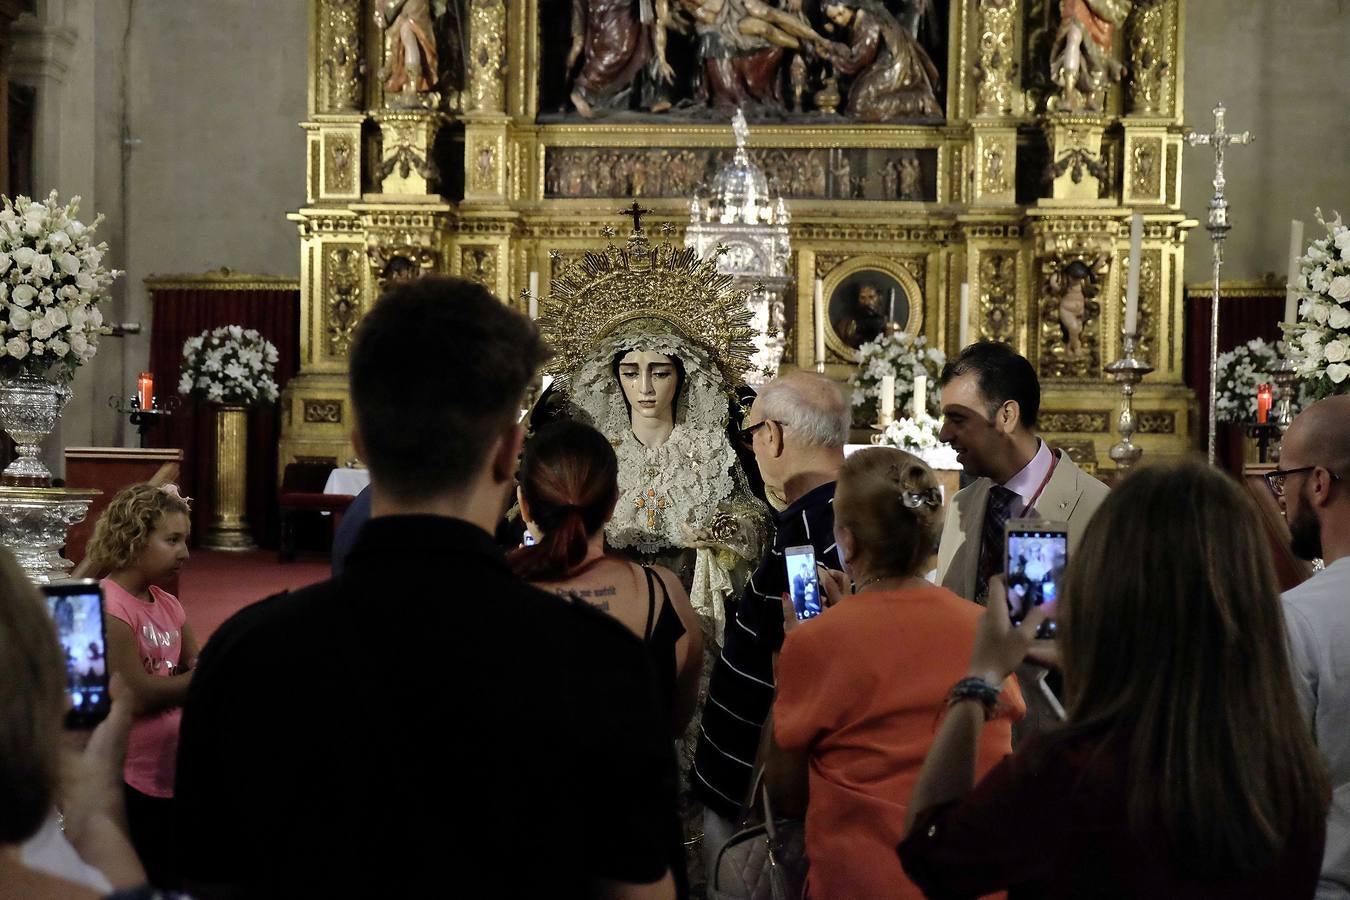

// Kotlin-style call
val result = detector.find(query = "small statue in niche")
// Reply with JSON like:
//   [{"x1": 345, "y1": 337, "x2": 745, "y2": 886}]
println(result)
[
  {"x1": 1046, "y1": 258, "x2": 1104, "y2": 358},
  {"x1": 813, "y1": 1, "x2": 942, "y2": 121},
  {"x1": 879, "y1": 160, "x2": 898, "y2": 198},
  {"x1": 831, "y1": 154, "x2": 851, "y2": 198},
  {"x1": 1048, "y1": 0, "x2": 1130, "y2": 112},
  {"x1": 568, "y1": 0, "x2": 681, "y2": 117},
  {"x1": 897, "y1": 156, "x2": 922, "y2": 200},
  {"x1": 376, "y1": 0, "x2": 440, "y2": 108},
  {"x1": 789, "y1": 52, "x2": 808, "y2": 111}
]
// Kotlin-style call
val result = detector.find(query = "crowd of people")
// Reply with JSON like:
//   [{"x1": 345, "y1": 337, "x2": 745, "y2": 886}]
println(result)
[{"x1": 1, "y1": 274, "x2": 1349, "y2": 899}]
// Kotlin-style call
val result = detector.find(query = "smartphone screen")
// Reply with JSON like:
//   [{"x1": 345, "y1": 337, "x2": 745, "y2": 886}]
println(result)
[
  {"x1": 784, "y1": 544, "x2": 821, "y2": 621},
  {"x1": 1004, "y1": 521, "x2": 1068, "y2": 639},
  {"x1": 521, "y1": 531, "x2": 536, "y2": 547},
  {"x1": 42, "y1": 581, "x2": 111, "y2": 729}
]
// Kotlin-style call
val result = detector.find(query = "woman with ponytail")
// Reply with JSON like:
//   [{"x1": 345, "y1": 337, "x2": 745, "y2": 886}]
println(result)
[{"x1": 509, "y1": 420, "x2": 704, "y2": 737}]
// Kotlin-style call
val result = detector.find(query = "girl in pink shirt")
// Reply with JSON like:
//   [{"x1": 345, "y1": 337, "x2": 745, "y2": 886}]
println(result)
[{"x1": 86, "y1": 482, "x2": 197, "y2": 888}]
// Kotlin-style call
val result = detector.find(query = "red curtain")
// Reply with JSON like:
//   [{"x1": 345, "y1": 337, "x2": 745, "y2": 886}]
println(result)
[
  {"x1": 147, "y1": 287, "x2": 300, "y2": 548},
  {"x1": 1184, "y1": 289, "x2": 1286, "y2": 473}
]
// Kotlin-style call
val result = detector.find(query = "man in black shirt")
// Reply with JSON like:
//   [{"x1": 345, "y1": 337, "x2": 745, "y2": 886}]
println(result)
[
  {"x1": 175, "y1": 277, "x2": 678, "y2": 899},
  {"x1": 691, "y1": 372, "x2": 847, "y2": 874}
]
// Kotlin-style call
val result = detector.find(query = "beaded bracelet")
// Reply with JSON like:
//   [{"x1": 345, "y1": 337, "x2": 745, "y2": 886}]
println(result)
[{"x1": 947, "y1": 676, "x2": 1002, "y2": 719}]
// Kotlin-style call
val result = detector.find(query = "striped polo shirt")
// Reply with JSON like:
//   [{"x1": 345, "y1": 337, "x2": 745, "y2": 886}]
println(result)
[{"x1": 692, "y1": 480, "x2": 840, "y2": 818}]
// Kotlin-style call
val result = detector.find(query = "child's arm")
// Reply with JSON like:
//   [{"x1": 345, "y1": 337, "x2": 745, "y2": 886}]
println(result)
[
  {"x1": 179, "y1": 622, "x2": 201, "y2": 672},
  {"x1": 104, "y1": 615, "x2": 193, "y2": 716}
]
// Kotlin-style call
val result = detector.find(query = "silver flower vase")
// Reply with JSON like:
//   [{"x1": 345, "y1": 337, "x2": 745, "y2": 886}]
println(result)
[{"x1": 0, "y1": 374, "x2": 72, "y2": 486}]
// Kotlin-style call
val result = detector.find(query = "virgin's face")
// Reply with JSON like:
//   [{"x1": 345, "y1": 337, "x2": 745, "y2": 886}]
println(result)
[{"x1": 618, "y1": 350, "x2": 678, "y2": 421}]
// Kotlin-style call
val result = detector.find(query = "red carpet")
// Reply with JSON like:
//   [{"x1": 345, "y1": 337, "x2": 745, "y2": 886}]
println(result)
[{"x1": 178, "y1": 550, "x2": 330, "y2": 643}]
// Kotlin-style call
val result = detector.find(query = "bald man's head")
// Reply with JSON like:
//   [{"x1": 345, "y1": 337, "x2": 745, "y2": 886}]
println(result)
[
  {"x1": 757, "y1": 371, "x2": 850, "y2": 448},
  {"x1": 1283, "y1": 394, "x2": 1350, "y2": 476}
]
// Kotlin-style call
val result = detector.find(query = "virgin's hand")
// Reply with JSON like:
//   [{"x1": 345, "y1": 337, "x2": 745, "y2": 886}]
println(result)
[
  {"x1": 968, "y1": 576, "x2": 1050, "y2": 684},
  {"x1": 818, "y1": 567, "x2": 849, "y2": 608}
]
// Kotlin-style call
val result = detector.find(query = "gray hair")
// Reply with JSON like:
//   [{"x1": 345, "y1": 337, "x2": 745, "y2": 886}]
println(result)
[{"x1": 758, "y1": 372, "x2": 850, "y2": 448}]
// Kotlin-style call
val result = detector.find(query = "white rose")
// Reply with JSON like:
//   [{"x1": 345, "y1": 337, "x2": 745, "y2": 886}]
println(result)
[
  {"x1": 44, "y1": 307, "x2": 67, "y2": 329},
  {"x1": 11, "y1": 284, "x2": 37, "y2": 308},
  {"x1": 1336, "y1": 229, "x2": 1350, "y2": 254},
  {"x1": 48, "y1": 338, "x2": 67, "y2": 357},
  {"x1": 1329, "y1": 306, "x2": 1350, "y2": 330},
  {"x1": 9, "y1": 307, "x2": 31, "y2": 330},
  {"x1": 1312, "y1": 302, "x2": 1331, "y2": 324},
  {"x1": 22, "y1": 210, "x2": 44, "y2": 236},
  {"x1": 57, "y1": 285, "x2": 77, "y2": 301},
  {"x1": 0, "y1": 253, "x2": 10, "y2": 275},
  {"x1": 69, "y1": 332, "x2": 88, "y2": 356},
  {"x1": 1329, "y1": 362, "x2": 1350, "y2": 384},
  {"x1": 78, "y1": 334, "x2": 96, "y2": 359},
  {"x1": 1329, "y1": 276, "x2": 1350, "y2": 302},
  {"x1": 29, "y1": 319, "x2": 52, "y2": 340},
  {"x1": 67, "y1": 220, "x2": 84, "y2": 239},
  {"x1": 37, "y1": 287, "x2": 53, "y2": 305},
  {"x1": 6, "y1": 336, "x2": 28, "y2": 359},
  {"x1": 74, "y1": 272, "x2": 95, "y2": 291},
  {"x1": 88, "y1": 307, "x2": 102, "y2": 327},
  {"x1": 29, "y1": 254, "x2": 53, "y2": 279},
  {"x1": 12, "y1": 247, "x2": 36, "y2": 269},
  {"x1": 68, "y1": 307, "x2": 87, "y2": 330},
  {"x1": 56, "y1": 252, "x2": 80, "y2": 276}
]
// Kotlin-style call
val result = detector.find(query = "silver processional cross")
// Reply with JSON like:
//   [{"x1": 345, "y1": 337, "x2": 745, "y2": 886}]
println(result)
[{"x1": 1187, "y1": 103, "x2": 1252, "y2": 465}]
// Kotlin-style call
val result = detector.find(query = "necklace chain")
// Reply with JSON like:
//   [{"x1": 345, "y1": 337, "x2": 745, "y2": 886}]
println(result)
[{"x1": 855, "y1": 573, "x2": 905, "y2": 592}]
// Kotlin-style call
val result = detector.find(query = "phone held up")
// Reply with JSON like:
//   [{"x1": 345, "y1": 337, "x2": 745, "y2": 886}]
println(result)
[
  {"x1": 784, "y1": 544, "x2": 821, "y2": 621},
  {"x1": 42, "y1": 579, "x2": 112, "y2": 729},
  {"x1": 1004, "y1": 519, "x2": 1068, "y2": 640}
]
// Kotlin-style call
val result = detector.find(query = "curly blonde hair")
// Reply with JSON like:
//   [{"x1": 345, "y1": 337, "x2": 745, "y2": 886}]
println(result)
[{"x1": 85, "y1": 483, "x2": 192, "y2": 572}]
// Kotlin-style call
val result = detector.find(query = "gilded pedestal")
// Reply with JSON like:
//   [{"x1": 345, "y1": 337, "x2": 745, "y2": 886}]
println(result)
[{"x1": 204, "y1": 404, "x2": 255, "y2": 551}]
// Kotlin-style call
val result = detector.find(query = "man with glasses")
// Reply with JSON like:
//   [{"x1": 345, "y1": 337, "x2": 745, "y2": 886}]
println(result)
[
  {"x1": 1278, "y1": 395, "x2": 1350, "y2": 900},
  {"x1": 691, "y1": 371, "x2": 848, "y2": 880}
]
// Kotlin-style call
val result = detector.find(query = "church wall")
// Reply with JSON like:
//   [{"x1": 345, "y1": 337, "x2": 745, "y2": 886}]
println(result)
[
  {"x1": 52, "y1": 0, "x2": 307, "y2": 451},
  {"x1": 1181, "y1": 0, "x2": 1350, "y2": 283}
]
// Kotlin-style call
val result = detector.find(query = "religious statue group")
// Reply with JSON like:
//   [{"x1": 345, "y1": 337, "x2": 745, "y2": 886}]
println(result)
[{"x1": 566, "y1": 0, "x2": 945, "y2": 121}]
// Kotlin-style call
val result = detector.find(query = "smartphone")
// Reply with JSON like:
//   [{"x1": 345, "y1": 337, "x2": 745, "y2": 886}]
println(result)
[
  {"x1": 1004, "y1": 520, "x2": 1068, "y2": 639},
  {"x1": 784, "y1": 544, "x2": 821, "y2": 621},
  {"x1": 41, "y1": 580, "x2": 112, "y2": 729},
  {"x1": 521, "y1": 531, "x2": 536, "y2": 547}
]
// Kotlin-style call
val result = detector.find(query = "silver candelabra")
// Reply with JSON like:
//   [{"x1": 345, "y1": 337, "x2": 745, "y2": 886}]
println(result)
[{"x1": 1105, "y1": 333, "x2": 1155, "y2": 472}]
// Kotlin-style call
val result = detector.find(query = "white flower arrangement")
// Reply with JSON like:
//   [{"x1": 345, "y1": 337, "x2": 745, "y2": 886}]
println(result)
[
  {"x1": 875, "y1": 413, "x2": 961, "y2": 470},
  {"x1": 1214, "y1": 337, "x2": 1313, "y2": 423},
  {"x1": 849, "y1": 331, "x2": 946, "y2": 426},
  {"x1": 1285, "y1": 209, "x2": 1350, "y2": 397},
  {"x1": 0, "y1": 191, "x2": 120, "y2": 381},
  {"x1": 178, "y1": 325, "x2": 280, "y2": 406}
]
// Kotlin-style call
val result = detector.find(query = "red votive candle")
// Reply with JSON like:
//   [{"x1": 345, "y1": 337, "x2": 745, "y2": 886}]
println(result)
[
  {"x1": 137, "y1": 372, "x2": 154, "y2": 410},
  {"x1": 1256, "y1": 383, "x2": 1272, "y2": 424}
]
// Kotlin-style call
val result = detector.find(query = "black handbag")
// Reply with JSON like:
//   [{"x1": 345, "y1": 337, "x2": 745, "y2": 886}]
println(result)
[{"x1": 710, "y1": 772, "x2": 807, "y2": 900}]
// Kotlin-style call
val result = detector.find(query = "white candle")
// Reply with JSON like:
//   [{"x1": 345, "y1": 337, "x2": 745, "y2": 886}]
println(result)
[
  {"x1": 913, "y1": 373, "x2": 928, "y2": 418},
  {"x1": 527, "y1": 270, "x2": 539, "y2": 320},
  {"x1": 888, "y1": 288, "x2": 897, "y2": 322},
  {"x1": 1124, "y1": 214, "x2": 1142, "y2": 336},
  {"x1": 879, "y1": 373, "x2": 895, "y2": 425},
  {"x1": 958, "y1": 282, "x2": 970, "y2": 348},
  {"x1": 814, "y1": 279, "x2": 825, "y2": 370},
  {"x1": 1286, "y1": 219, "x2": 1304, "y2": 324}
]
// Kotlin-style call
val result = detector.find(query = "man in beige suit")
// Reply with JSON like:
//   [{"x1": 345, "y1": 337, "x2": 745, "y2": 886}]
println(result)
[{"x1": 935, "y1": 342, "x2": 1109, "y2": 732}]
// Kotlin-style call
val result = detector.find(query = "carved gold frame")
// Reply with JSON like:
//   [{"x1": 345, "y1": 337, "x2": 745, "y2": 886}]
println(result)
[{"x1": 819, "y1": 255, "x2": 925, "y2": 363}]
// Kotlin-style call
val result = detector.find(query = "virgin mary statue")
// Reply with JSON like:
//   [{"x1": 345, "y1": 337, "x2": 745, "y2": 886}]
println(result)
[{"x1": 537, "y1": 224, "x2": 770, "y2": 886}]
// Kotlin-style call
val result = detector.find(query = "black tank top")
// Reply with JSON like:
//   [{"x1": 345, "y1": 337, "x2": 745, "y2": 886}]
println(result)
[{"x1": 640, "y1": 565, "x2": 686, "y2": 720}]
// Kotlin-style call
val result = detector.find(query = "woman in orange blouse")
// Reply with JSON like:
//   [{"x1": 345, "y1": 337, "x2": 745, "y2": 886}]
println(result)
[{"x1": 766, "y1": 447, "x2": 1023, "y2": 899}]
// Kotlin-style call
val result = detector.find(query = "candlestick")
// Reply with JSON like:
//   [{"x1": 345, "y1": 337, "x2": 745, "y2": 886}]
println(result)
[
  {"x1": 527, "y1": 271, "x2": 539, "y2": 320},
  {"x1": 813, "y1": 279, "x2": 825, "y2": 373},
  {"x1": 878, "y1": 373, "x2": 895, "y2": 426},
  {"x1": 1256, "y1": 383, "x2": 1272, "y2": 424},
  {"x1": 888, "y1": 288, "x2": 896, "y2": 324},
  {"x1": 958, "y1": 282, "x2": 970, "y2": 348},
  {"x1": 1125, "y1": 214, "x2": 1142, "y2": 336},
  {"x1": 137, "y1": 372, "x2": 154, "y2": 411},
  {"x1": 1270, "y1": 356, "x2": 1297, "y2": 431},
  {"x1": 1285, "y1": 219, "x2": 1304, "y2": 326},
  {"x1": 913, "y1": 373, "x2": 928, "y2": 418},
  {"x1": 1105, "y1": 333, "x2": 1155, "y2": 473}
]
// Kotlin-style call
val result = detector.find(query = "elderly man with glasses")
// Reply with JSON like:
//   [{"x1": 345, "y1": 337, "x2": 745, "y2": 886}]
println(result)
[
  {"x1": 1278, "y1": 394, "x2": 1350, "y2": 900},
  {"x1": 691, "y1": 371, "x2": 849, "y2": 881}
]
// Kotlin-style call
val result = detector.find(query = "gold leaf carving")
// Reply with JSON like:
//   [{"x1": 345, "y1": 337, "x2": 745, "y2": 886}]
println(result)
[
  {"x1": 1040, "y1": 410, "x2": 1111, "y2": 433},
  {"x1": 975, "y1": 0, "x2": 1016, "y2": 116},
  {"x1": 1131, "y1": 138, "x2": 1161, "y2": 199},
  {"x1": 1049, "y1": 438, "x2": 1099, "y2": 475},
  {"x1": 324, "y1": 245, "x2": 363, "y2": 358},
  {"x1": 460, "y1": 246, "x2": 497, "y2": 287},
  {"x1": 325, "y1": 134, "x2": 356, "y2": 194},
  {"x1": 303, "y1": 399, "x2": 344, "y2": 424},
  {"x1": 1136, "y1": 410, "x2": 1175, "y2": 434},
  {"x1": 319, "y1": 0, "x2": 362, "y2": 112},
  {"x1": 467, "y1": 0, "x2": 505, "y2": 113},
  {"x1": 979, "y1": 250, "x2": 1017, "y2": 344},
  {"x1": 1128, "y1": 1, "x2": 1172, "y2": 115}
]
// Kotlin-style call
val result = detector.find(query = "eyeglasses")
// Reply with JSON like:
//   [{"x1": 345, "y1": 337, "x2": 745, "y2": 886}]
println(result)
[
  {"x1": 738, "y1": 419, "x2": 778, "y2": 447},
  {"x1": 1264, "y1": 465, "x2": 1344, "y2": 498}
]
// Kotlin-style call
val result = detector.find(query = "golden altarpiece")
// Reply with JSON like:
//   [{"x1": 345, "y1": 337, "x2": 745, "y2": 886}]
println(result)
[{"x1": 284, "y1": 0, "x2": 1195, "y2": 476}]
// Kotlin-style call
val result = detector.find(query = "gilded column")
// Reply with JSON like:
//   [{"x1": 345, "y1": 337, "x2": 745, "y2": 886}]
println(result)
[
  {"x1": 465, "y1": 0, "x2": 507, "y2": 115},
  {"x1": 205, "y1": 405, "x2": 255, "y2": 551},
  {"x1": 317, "y1": 0, "x2": 364, "y2": 112}
]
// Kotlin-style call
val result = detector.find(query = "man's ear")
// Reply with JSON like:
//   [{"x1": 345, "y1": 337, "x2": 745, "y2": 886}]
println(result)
[
  {"x1": 997, "y1": 400, "x2": 1021, "y2": 435},
  {"x1": 352, "y1": 425, "x2": 367, "y2": 464},
  {"x1": 490, "y1": 423, "x2": 525, "y2": 486},
  {"x1": 771, "y1": 420, "x2": 788, "y2": 459}
]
